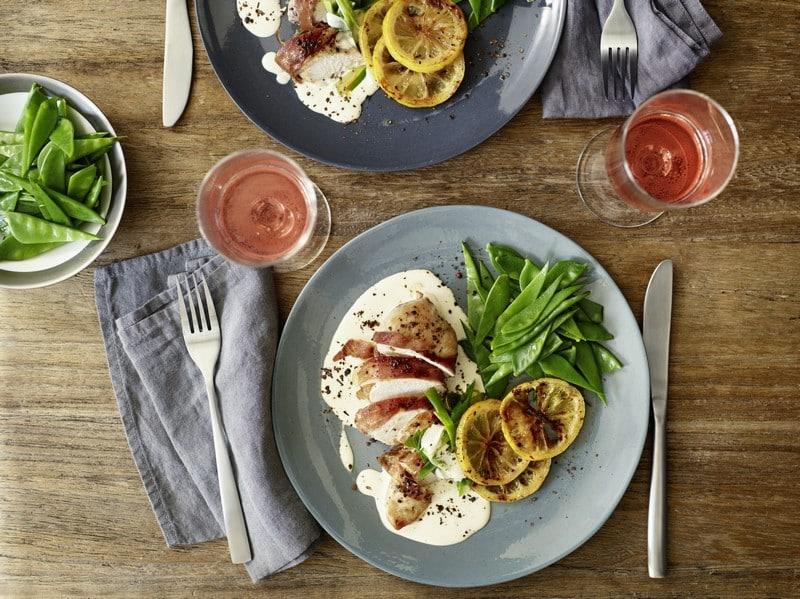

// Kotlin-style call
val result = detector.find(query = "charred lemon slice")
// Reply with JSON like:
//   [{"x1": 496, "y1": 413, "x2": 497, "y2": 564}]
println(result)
[
  {"x1": 500, "y1": 378, "x2": 585, "y2": 461},
  {"x1": 382, "y1": 0, "x2": 467, "y2": 73},
  {"x1": 372, "y1": 38, "x2": 464, "y2": 108},
  {"x1": 456, "y1": 399, "x2": 529, "y2": 486},
  {"x1": 360, "y1": 0, "x2": 395, "y2": 66},
  {"x1": 473, "y1": 458, "x2": 551, "y2": 503}
]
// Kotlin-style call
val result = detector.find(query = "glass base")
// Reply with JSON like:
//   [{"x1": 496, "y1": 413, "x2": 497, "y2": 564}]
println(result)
[
  {"x1": 576, "y1": 127, "x2": 664, "y2": 228},
  {"x1": 274, "y1": 183, "x2": 331, "y2": 272}
]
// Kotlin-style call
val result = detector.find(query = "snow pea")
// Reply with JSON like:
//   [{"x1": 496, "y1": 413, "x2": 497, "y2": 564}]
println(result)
[
  {"x1": 23, "y1": 97, "x2": 59, "y2": 175},
  {"x1": 511, "y1": 324, "x2": 551, "y2": 376},
  {"x1": 577, "y1": 298, "x2": 603, "y2": 324},
  {"x1": 15, "y1": 194, "x2": 40, "y2": 216},
  {"x1": 538, "y1": 331, "x2": 565, "y2": 361},
  {"x1": 0, "y1": 144, "x2": 22, "y2": 158},
  {"x1": 591, "y1": 343, "x2": 622, "y2": 374},
  {"x1": 575, "y1": 341, "x2": 605, "y2": 403},
  {"x1": 462, "y1": 242, "x2": 488, "y2": 301},
  {"x1": 500, "y1": 275, "x2": 564, "y2": 334},
  {"x1": 557, "y1": 316, "x2": 584, "y2": 341},
  {"x1": 1, "y1": 174, "x2": 69, "y2": 225},
  {"x1": 539, "y1": 354, "x2": 599, "y2": 395},
  {"x1": 559, "y1": 345, "x2": 577, "y2": 365},
  {"x1": 485, "y1": 361, "x2": 512, "y2": 390},
  {"x1": 84, "y1": 177, "x2": 107, "y2": 210},
  {"x1": 49, "y1": 119, "x2": 74, "y2": 158},
  {"x1": 518, "y1": 259, "x2": 539, "y2": 289},
  {"x1": 0, "y1": 131, "x2": 23, "y2": 145},
  {"x1": 4, "y1": 211, "x2": 99, "y2": 244},
  {"x1": 68, "y1": 137, "x2": 116, "y2": 163},
  {"x1": 56, "y1": 98, "x2": 67, "y2": 118},
  {"x1": 0, "y1": 191, "x2": 19, "y2": 211},
  {"x1": 0, "y1": 148, "x2": 24, "y2": 176},
  {"x1": 486, "y1": 243, "x2": 525, "y2": 280},
  {"x1": 524, "y1": 362, "x2": 544, "y2": 379},
  {"x1": 495, "y1": 262, "x2": 550, "y2": 333},
  {"x1": 0, "y1": 235, "x2": 60, "y2": 260},
  {"x1": 500, "y1": 277, "x2": 571, "y2": 333},
  {"x1": 75, "y1": 132, "x2": 110, "y2": 140},
  {"x1": 478, "y1": 261, "x2": 494, "y2": 289},
  {"x1": 37, "y1": 142, "x2": 66, "y2": 193},
  {"x1": 534, "y1": 284, "x2": 585, "y2": 327},
  {"x1": 476, "y1": 274, "x2": 510, "y2": 344},
  {"x1": 544, "y1": 260, "x2": 587, "y2": 289},
  {"x1": 45, "y1": 187, "x2": 105, "y2": 224},
  {"x1": 493, "y1": 307, "x2": 577, "y2": 361},
  {"x1": 67, "y1": 164, "x2": 97, "y2": 200},
  {"x1": 15, "y1": 83, "x2": 47, "y2": 133},
  {"x1": 577, "y1": 320, "x2": 614, "y2": 341}
]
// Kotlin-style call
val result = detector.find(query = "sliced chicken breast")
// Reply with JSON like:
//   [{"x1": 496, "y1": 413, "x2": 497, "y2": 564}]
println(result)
[
  {"x1": 354, "y1": 396, "x2": 435, "y2": 445},
  {"x1": 354, "y1": 354, "x2": 446, "y2": 402},
  {"x1": 287, "y1": 0, "x2": 326, "y2": 31},
  {"x1": 372, "y1": 297, "x2": 458, "y2": 376},
  {"x1": 378, "y1": 446, "x2": 432, "y2": 529},
  {"x1": 276, "y1": 25, "x2": 363, "y2": 83}
]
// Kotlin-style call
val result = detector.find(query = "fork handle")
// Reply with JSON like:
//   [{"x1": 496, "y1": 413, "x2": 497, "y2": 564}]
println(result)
[
  {"x1": 648, "y1": 414, "x2": 666, "y2": 578},
  {"x1": 206, "y1": 379, "x2": 252, "y2": 564}
]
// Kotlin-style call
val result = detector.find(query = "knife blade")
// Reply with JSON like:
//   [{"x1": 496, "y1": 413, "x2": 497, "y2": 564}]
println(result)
[
  {"x1": 643, "y1": 259, "x2": 673, "y2": 578},
  {"x1": 162, "y1": 0, "x2": 193, "y2": 127}
]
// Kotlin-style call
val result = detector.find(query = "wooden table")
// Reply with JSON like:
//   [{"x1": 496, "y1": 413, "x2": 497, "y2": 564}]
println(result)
[{"x1": 1, "y1": 1, "x2": 799, "y2": 596}]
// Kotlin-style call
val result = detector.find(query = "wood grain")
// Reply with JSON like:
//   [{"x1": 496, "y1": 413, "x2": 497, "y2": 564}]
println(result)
[{"x1": 1, "y1": 0, "x2": 799, "y2": 596}]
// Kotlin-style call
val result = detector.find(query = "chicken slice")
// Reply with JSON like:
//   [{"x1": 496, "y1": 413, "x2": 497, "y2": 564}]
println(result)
[
  {"x1": 287, "y1": 0, "x2": 326, "y2": 31},
  {"x1": 354, "y1": 396, "x2": 435, "y2": 445},
  {"x1": 333, "y1": 338, "x2": 376, "y2": 361},
  {"x1": 378, "y1": 446, "x2": 432, "y2": 529},
  {"x1": 372, "y1": 296, "x2": 458, "y2": 376},
  {"x1": 275, "y1": 25, "x2": 363, "y2": 83},
  {"x1": 354, "y1": 354, "x2": 446, "y2": 402}
]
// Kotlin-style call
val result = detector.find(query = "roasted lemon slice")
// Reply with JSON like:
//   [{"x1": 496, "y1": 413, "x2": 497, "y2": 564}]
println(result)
[
  {"x1": 456, "y1": 399, "x2": 529, "y2": 486},
  {"x1": 500, "y1": 378, "x2": 585, "y2": 461},
  {"x1": 360, "y1": 0, "x2": 395, "y2": 66},
  {"x1": 372, "y1": 38, "x2": 464, "y2": 108},
  {"x1": 382, "y1": 0, "x2": 467, "y2": 73},
  {"x1": 473, "y1": 458, "x2": 552, "y2": 503}
]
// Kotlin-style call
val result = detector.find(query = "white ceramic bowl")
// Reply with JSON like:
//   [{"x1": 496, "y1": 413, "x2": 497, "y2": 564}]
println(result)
[{"x1": 0, "y1": 74, "x2": 127, "y2": 289}]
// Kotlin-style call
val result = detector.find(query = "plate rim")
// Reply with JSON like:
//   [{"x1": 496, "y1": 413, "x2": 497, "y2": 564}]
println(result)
[
  {"x1": 0, "y1": 72, "x2": 127, "y2": 289},
  {"x1": 194, "y1": 0, "x2": 566, "y2": 172},
  {"x1": 272, "y1": 205, "x2": 650, "y2": 587}
]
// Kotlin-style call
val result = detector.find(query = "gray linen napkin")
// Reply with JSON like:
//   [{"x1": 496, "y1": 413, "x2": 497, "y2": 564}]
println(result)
[
  {"x1": 540, "y1": 0, "x2": 722, "y2": 118},
  {"x1": 94, "y1": 239, "x2": 320, "y2": 582}
]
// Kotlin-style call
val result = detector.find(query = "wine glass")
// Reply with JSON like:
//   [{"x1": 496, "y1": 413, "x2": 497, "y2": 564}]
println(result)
[
  {"x1": 576, "y1": 89, "x2": 739, "y2": 227},
  {"x1": 197, "y1": 149, "x2": 330, "y2": 271}
]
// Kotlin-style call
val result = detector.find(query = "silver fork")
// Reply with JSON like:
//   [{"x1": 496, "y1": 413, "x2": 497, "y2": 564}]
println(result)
[
  {"x1": 176, "y1": 274, "x2": 252, "y2": 564},
  {"x1": 600, "y1": 0, "x2": 638, "y2": 101}
]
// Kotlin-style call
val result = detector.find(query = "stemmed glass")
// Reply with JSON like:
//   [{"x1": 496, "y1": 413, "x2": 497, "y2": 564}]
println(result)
[{"x1": 576, "y1": 90, "x2": 739, "y2": 228}]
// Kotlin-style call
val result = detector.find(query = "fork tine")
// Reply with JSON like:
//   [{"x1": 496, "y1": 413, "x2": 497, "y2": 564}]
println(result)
[
  {"x1": 620, "y1": 47, "x2": 629, "y2": 101},
  {"x1": 629, "y1": 46, "x2": 638, "y2": 99},
  {"x1": 182, "y1": 275, "x2": 199, "y2": 334},
  {"x1": 601, "y1": 47, "x2": 610, "y2": 100},
  {"x1": 175, "y1": 279, "x2": 191, "y2": 333},
  {"x1": 201, "y1": 277, "x2": 218, "y2": 330},
  {"x1": 611, "y1": 48, "x2": 619, "y2": 100},
  {"x1": 191, "y1": 273, "x2": 208, "y2": 332}
]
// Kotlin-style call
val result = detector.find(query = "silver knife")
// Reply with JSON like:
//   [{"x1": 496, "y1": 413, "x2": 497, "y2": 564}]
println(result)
[
  {"x1": 643, "y1": 259, "x2": 673, "y2": 578},
  {"x1": 162, "y1": 0, "x2": 193, "y2": 127}
]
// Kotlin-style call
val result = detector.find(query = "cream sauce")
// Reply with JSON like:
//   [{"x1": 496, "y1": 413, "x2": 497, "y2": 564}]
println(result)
[
  {"x1": 294, "y1": 72, "x2": 378, "y2": 124},
  {"x1": 339, "y1": 426, "x2": 354, "y2": 471},
  {"x1": 262, "y1": 52, "x2": 291, "y2": 85},
  {"x1": 320, "y1": 269, "x2": 482, "y2": 426},
  {"x1": 236, "y1": 0, "x2": 282, "y2": 37},
  {"x1": 357, "y1": 469, "x2": 490, "y2": 546}
]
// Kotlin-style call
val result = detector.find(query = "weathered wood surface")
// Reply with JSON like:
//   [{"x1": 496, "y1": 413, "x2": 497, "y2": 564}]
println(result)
[{"x1": 1, "y1": 0, "x2": 799, "y2": 596}]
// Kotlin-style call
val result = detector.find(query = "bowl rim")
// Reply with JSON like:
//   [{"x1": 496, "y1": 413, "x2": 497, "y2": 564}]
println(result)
[{"x1": 0, "y1": 73, "x2": 127, "y2": 289}]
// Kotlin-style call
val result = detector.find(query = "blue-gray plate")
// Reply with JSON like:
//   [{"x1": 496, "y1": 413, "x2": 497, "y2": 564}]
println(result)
[
  {"x1": 272, "y1": 206, "x2": 649, "y2": 587},
  {"x1": 195, "y1": 1, "x2": 565, "y2": 171}
]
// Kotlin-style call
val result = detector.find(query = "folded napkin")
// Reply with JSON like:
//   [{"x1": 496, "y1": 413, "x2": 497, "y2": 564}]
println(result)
[
  {"x1": 541, "y1": 0, "x2": 722, "y2": 118},
  {"x1": 94, "y1": 239, "x2": 320, "y2": 582}
]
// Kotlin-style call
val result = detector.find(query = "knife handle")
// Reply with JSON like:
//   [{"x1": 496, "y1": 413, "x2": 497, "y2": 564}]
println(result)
[{"x1": 648, "y1": 414, "x2": 666, "y2": 578}]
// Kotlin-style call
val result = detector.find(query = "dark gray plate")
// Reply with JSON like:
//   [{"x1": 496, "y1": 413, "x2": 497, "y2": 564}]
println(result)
[
  {"x1": 196, "y1": 0, "x2": 565, "y2": 171},
  {"x1": 272, "y1": 206, "x2": 650, "y2": 587}
]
